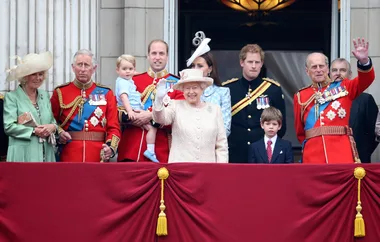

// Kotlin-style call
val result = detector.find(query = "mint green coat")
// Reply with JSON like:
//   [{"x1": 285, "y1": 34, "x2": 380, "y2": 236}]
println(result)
[{"x1": 4, "y1": 86, "x2": 56, "y2": 162}]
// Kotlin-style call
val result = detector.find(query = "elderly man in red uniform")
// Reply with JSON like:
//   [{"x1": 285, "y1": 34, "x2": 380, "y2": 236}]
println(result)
[
  {"x1": 294, "y1": 38, "x2": 375, "y2": 164},
  {"x1": 51, "y1": 49, "x2": 120, "y2": 162},
  {"x1": 117, "y1": 39, "x2": 183, "y2": 162}
]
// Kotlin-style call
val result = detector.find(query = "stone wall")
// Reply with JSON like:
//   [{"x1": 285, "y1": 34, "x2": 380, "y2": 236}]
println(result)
[{"x1": 351, "y1": 0, "x2": 380, "y2": 161}]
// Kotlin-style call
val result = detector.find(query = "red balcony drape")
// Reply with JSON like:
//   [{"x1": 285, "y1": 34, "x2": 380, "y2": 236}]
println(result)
[{"x1": 0, "y1": 163, "x2": 379, "y2": 242}]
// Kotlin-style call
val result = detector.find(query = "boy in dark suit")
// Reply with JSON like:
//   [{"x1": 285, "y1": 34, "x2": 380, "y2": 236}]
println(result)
[{"x1": 248, "y1": 107, "x2": 293, "y2": 163}]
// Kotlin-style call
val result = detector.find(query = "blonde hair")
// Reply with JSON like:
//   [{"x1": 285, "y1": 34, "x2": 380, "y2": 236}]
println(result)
[
  {"x1": 260, "y1": 107, "x2": 283, "y2": 126},
  {"x1": 239, "y1": 44, "x2": 265, "y2": 62},
  {"x1": 116, "y1": 54, "x2": 136, "y2": 68}
]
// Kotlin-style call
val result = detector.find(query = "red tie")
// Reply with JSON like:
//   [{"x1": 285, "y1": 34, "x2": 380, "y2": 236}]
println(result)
[{"x1": 267, "y1": 140, "x2": 273, "y2": 163}]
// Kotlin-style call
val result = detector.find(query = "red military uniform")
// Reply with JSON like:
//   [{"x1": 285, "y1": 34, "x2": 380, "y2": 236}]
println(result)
[
  {"x1": 51, "y1": 80, "x2": 120, "y2": 162},
  {"x1": 294, "y1": 62, "x2": 375, "y2": 164},
  {"x1": 117, "y1": 68, "x2": 184, "y2": 162}
]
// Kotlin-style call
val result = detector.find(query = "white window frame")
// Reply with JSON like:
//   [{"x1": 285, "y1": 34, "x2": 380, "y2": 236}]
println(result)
[
  {"x1": 164, "y1": 0, "x2": 178, "y2": 74},
  {"x1": 339, "y1": 0, "x2": 351, "y2": 61}
]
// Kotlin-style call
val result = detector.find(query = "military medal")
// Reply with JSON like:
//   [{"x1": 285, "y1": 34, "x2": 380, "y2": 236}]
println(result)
[
  {"x1": 166, "y1": 80, "x2": 175, "y2": 92},
  {"x1": 264, "y1": 96, "x2": 270, "y2": 108},
  {"x1": 98, "y1": 94, "x2": 107, "y2": 105},
  {"x1": 256, "y1": 97, "x2": 262, "y2": 110},
  {"x1": 89, "y1": 91, "x2": 107, "y2": 106}
]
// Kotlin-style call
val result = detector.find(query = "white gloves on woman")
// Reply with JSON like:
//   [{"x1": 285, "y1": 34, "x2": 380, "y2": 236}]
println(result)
[{"x1": 154, "y1": 78, "x2": 169, "y2": 109}]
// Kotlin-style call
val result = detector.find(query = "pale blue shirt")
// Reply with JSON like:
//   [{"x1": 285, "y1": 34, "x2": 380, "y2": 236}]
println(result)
[
  {"x1": 201, "y1": 84, "x2": 231, "y2": 136},
  {"x1": 115, "y1": 77, "x2": 143, "y2": 110}
]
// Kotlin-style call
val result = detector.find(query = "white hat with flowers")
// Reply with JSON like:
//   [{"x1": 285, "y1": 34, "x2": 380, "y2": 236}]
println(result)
[
  {"x1": 173, "y1": 68, "x2": 213, "y2": 91},
  {"x1": 6, "y1": 51, "x2": 53, "y2": 81}
]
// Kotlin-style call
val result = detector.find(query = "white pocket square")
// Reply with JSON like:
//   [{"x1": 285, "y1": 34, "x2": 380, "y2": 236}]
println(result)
[{"x1": 280, "y1": 150, "x2": 283, "y2": 154}]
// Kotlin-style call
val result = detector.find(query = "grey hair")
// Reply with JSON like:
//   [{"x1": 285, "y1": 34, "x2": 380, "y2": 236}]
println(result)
[
  {"x1": 331, "y1": 58, "x2": 352, "y2": 74},
  {"x1": 72, "y1": 49, "x2": 97, "y2": 65},
  {"x1": 305, "y1": 52, "x2": 329, "y2": 68}
]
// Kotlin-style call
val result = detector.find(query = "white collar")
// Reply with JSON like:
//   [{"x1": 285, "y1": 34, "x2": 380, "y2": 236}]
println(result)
[{"x1": 264, "y1": 134, "x2": 278, "y2": 146}]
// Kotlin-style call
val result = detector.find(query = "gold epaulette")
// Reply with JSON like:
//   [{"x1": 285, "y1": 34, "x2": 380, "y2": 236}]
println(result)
[
  {"x1": 263, "y1": 77, "x2": 280, "y2": 87},
  {"x1": 95, "y1": 83, "x2": 111, "y2": 90},
  {"x1": 222, "y1": 78, "x2": 239, "y2": 86},
  {"x1": 54, "y1": 82, "x2": 70, "y2": 90},
  {"x1": 0, "y1": 93, "x2": 4, "y2": 99},
  {"x1": 297, "y1": 84, "x2": 312, "y2": 93}
]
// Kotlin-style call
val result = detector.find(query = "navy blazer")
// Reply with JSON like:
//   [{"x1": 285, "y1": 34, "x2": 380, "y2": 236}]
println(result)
[
  {"x1": 248, "y1": 137, "x2": 293, "y2": 164},
  {"x1": 349, "y1": 93, "x2": 379, "y2": 163}
]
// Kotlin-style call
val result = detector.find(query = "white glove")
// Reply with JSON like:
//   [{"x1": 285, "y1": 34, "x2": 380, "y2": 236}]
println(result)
[{"x1": 154, "y1": 78, "x2": 169, "y2": 109}]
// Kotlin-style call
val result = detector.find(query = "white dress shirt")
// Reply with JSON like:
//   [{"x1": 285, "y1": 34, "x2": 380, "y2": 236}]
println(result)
[{"x1": 264, "y1": 135, "x2": 278, "y2": 154}]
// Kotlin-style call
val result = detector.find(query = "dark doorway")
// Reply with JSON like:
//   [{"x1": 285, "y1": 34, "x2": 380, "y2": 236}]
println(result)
[{"x1": 178, "y1": 0, "x2": 332, "y2": 72}]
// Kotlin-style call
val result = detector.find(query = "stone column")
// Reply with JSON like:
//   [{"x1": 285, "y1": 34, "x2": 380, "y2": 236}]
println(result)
[
  {"x1": 98, "y1": 0, "x2": 165, "y2": 89},
  {"x1": 124, "y1": 0, "x2": 164, "y2": 72},
  {"x1": 0, "y1": 0, "x2": 99, "y2": 93}
]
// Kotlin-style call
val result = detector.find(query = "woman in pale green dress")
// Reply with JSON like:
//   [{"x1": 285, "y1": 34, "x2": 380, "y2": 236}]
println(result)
[{"x1": 4, "y1": 51, "x2": 57, "y2": 162}]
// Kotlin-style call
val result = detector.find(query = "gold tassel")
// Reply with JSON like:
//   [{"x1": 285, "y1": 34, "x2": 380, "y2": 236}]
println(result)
[
  {"x1": 156, "y1": 167, "x2": 169, "y2": 236},
  {"x1": 354, "y1": 167, "x2": 366, "y2": 237}
]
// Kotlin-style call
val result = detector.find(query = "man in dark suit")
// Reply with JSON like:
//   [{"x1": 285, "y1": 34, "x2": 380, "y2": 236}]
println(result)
[
  {"x1": 223, "y1": 44, "x2": 286, "y2": 163},
  {"x1": 248, "y1": 107, "x2": 293, "y2": 163},
  {"x1": 331, "y1": 58, "x2": 378, "y2": 163}
]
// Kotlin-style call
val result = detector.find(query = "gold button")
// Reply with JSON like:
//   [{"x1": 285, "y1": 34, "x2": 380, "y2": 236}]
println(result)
[
  {"x1": 248, "y1": 115, "x2": 251, "y2": 118},
  {"x1": 85, "y1": 128, "x2": 88, "y2": 132},
  {"x1": 247, "y1": 142, "x2": 251, "y2": 145},
  {"x1": 248, "y1": 128, "x2": 251, "y2": 132}
]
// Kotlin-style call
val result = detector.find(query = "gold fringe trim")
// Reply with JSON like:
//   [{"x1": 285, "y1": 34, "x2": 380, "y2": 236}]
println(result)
[
  {"x1": 296, "y1": 92, "x2": 316, "y2": 123},
  {"x1": 56, "y1": 88, "x2": 83, "y2": 128},
  {"x1": 141, "y1": 84, "x2": 156, "y2": 105},
  {"x1": 354, "y1": 167, "x2": 366, "y2": 237},
  {"x1": 156, "y1": 167, "x2": 169, "y2": 236}
]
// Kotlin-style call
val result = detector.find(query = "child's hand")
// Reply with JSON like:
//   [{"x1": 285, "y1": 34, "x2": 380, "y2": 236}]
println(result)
[{"x1": 128, "y1": 110, "x2": 137, "y2": 121}]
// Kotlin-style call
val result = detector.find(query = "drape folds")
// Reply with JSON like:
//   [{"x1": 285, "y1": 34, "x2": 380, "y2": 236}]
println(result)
[{"x1": 0, "y1": 163, "x2": 379, "y2": 242}]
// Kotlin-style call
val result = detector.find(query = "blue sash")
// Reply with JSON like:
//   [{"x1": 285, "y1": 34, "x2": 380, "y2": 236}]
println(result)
[
  {"x1": 300, "y1": 81, "x2": 342, "y2": 163},
  {"x1": 142, "y1": 74, "x2": 179, "y2": 110},
  {"x1": 68, "y1": 86, "x2": 109, "y2": 131},
  {"x1": 304, "y1": 81, "x2": 341, "y2": 131}
]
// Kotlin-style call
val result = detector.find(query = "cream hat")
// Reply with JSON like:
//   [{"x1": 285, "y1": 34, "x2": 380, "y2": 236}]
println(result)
[
  {"x1": 173, "y1": 69, "x2": 213, "y2": 91},
  {"x1": 186, "y1": 31, "x2": 211, "y2": 67},
  {"x1": 6, "y1": 51, "x2": 53, "y2": 81}
]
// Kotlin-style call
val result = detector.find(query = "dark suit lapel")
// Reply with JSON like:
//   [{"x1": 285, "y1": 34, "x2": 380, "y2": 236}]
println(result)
[
  {"x1": 271, "y1": 139, "x2": 282, "y2": 163},
  {"x1": 258, "y1": 139, "x2": 269, "y2": 163}
]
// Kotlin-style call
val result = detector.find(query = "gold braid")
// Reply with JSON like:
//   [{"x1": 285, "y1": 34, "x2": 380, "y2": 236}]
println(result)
[
  {"x1": 296, "y1": 92, "x2": 316, "y2": 123},
  {"x1": 141, "y1": 84, "x2": 156, "y2": 105},
  {"x1": 56, "y1": 88, "x2": 83, "y2": 128}
]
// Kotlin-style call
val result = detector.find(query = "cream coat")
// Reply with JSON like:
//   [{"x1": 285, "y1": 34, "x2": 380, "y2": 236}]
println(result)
[{"x1": 153, "y1": 100, "x2": 228, "y2": 163}]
